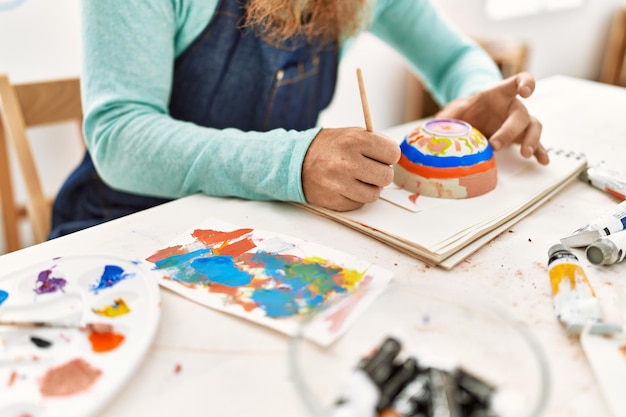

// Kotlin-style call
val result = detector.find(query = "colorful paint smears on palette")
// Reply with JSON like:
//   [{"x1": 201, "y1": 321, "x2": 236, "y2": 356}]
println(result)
[
  {"x1": 146, "y1": 218, "x2": 392, "y2": 345},
  {"x1": 0, "y1": 255, "x2": 161, "y2": 417}
]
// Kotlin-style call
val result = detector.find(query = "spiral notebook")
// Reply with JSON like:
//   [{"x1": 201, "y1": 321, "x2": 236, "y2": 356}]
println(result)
[{"x1": 297, "y1": 122, "x2": 588, "y2": 269}]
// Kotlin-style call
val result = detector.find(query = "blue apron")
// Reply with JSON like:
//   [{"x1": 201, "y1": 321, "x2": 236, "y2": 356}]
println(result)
[{"x1": 50, "y1": 0, "x2": 339, "y2": 239}]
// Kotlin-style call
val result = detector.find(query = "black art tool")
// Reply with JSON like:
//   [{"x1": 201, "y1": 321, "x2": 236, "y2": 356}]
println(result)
[
  {"x1": 336, "y1": 336, "x2": 499, "y2": 417},
  {"x1": 0, "y1": 320, "x2": 113, "y2": 333},
  {"x1": 376, "y1": 357, "x2": 420, "y2": 410},
  {"x1": 333, "y1": 337, "x2": 401, "y2": 417},
  {"x1": 429, "y1": 368, "x2": 462, "y2": 417}
]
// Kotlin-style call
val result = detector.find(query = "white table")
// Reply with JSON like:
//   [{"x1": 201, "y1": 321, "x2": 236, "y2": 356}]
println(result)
[{"x1": 1, "y1": 75, "x2": 625, "y2": 417}]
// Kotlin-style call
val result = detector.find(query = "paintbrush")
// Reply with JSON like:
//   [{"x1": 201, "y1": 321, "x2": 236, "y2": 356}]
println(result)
[
  {"x1": 356, "y1": 67, "x2": 374, "y2": 132},
  {"x1": 0, "y1": 320, "x2": 113, "y2": 333}
]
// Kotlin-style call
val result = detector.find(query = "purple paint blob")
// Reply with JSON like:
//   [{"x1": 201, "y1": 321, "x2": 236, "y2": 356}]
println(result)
[
  {"x1": 90, "y1": 265, "x2": 134, "y2": 294},
  {"x1": 0, "y1": 289, "x2": 8, "y2": 305},
  {"x1": 34, "y1": 269, "x2": 67, "y2": 295}
]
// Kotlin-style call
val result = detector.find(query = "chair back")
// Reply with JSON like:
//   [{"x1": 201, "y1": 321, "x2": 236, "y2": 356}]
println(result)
[
  {"x1": 600, "y1": 7, "x2": 626, "y2": 86},
  {"x1": 404, "y1": 37, "x2": 529, "y2": 122},
  {"x1": 0, "y1": 73, "x2": 83, "y2": 251}
]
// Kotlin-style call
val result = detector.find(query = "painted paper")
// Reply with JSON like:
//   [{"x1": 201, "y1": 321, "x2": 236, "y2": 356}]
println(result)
[{"x1": 146, "y1": 217, "x2": 393, "y2": 346}]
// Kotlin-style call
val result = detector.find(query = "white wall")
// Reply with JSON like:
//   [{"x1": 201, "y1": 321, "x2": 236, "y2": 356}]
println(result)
[
  {"x1": 320, "y1": 0, "x2": 626, "y2": 130},
  {"x1": 1, "y1": 0, "x2": 625, "y2": 253}
]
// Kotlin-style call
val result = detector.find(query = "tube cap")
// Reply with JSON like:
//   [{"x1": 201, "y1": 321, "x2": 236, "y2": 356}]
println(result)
[
  {"x1": 548, "y1": 243, "x2": 571, "y2": 258},
  {"x1": 586, "y1": 240, "x2": 617, "y2": 265}
]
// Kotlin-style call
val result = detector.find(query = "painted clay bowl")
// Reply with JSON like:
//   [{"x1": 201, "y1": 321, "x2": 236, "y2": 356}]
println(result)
[{"x1": 393, "y1": 119, "x2": 497, "y2": 199}]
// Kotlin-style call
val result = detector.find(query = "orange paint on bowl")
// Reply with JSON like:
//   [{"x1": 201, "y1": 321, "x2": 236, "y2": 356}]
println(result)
[{"x1": 397, "y1": 154, "x2": 496, "y2": 179}]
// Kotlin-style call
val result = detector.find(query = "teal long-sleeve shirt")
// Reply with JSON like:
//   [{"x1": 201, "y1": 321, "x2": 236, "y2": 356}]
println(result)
[{"x1": 81, "y1": 0, "x2": 502, "y2": 203}]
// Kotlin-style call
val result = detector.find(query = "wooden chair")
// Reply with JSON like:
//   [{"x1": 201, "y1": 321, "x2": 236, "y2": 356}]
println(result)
[
  {"x1": 600, "y1": 6, "x2": 626, "y2": 87},
  {"x1": 404, "y1": 37, "x2": 530, "y2": 122},
  {"x1": 0, "y1": 73, "x2": 83, "y2": 252}
]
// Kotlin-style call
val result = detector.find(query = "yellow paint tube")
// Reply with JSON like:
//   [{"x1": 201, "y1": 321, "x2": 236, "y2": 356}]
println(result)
[{"x1": 548, "y1": 244, "x2": 602, "y2": 334}]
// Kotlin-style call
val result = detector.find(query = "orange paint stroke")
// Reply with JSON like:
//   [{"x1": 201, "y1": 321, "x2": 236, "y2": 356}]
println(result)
[
  {"x1": 208, "y1": 282, "x2": 239, "y2": 296},
  {"x1": 191, "y1": 228, "x2": 253, "y2": 246},
  {"x1": 213, "y1": 237, "x2": 256, "y2": 257},
  {"x1": 408, "y1": 194, "x2": 419, "y2": 204},
  {"x1": 607, "y1": 188, "x2": 626, "y2": 200},
  {"x1": 7, "y1": 370, "x2": 17, "y2": 387},
  {"x1": 88, "y1": 330, "x2": 125, "y2": 353},
  {"x1": 407, "y1": 132, "x2": 425, "y2": 144},
  {"x1": 619, "y1": 345, "x2": 626, "y2": 358},
  {"x1": 208, "y1": 283, "x2": 259, "y2": 311},
  {"x1": 397, "y1": 154, "x2": 495, "y2": 179},
  {"x1": 146, "y1": 245, "x2": 186, "y2": 263}
]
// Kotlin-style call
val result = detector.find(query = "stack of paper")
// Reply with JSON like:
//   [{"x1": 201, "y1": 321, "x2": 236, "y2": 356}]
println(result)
[{"x1": 297, "y1": 123, "x2": 587, "y2": 269}]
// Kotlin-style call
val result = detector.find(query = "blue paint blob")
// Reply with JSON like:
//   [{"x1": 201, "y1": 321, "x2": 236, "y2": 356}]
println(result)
[
  {"x1": 154, "y1": 248, "x2": 211, "y2": 270},
  {"x1": 91, "y1": 265, "x2": 134, "y2": 293},
  {"x1": 0, "y1": 289, "x2": 8, "y2": 306},
  {"x1": 400, "y1": 138, "x2": 493, "y2": 167},
  {"x1": 251, "y1": 289, "x2": 300, "y2": 318},
  {"x1": 191, "y1": 256, "x2": 252, "y2": 287},
  {"x1": 0, "y1": 0, "x2": 26, "y2": 12}
]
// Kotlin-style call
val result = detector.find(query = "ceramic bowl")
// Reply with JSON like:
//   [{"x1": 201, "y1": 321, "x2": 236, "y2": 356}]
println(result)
[{"x1": 393, "y1": 119, "x2": 497, "y2": 199}]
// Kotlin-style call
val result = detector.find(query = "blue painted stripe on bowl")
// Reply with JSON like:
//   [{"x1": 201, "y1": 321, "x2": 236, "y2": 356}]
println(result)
[{"x1": 399, "y1": 138, "x2": 493, "y2": 168}]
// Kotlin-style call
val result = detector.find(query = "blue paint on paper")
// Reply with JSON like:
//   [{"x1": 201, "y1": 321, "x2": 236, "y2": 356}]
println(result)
[
  {"x1": 0, "y1": 289, "x2": 8, "y2": 306},
  {"x1": 191, "y1": 255, "x2": 253, "y2": 287},
  {"x1": 250, "y1": 288, "x2": 300, "y2": 317},
  {"x1": 0, "y1": 0, "x2": 26, "y2": 11},
  {"x1": 154, "y1": 248, "x2": 211, "y2": 270}
]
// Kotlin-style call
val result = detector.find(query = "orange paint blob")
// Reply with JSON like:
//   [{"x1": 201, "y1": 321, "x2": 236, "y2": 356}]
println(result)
[
  {"x1": 146, "y1": 245, "x2": 186, "y2": 263},
  {"x1": 88, "y1": 330, "x2": 125, "y2": 353},
  {"x1": 191, "y1": 228, "x2": 253, "y2": 246},
  {"x1": 619, "y1": 345, "x2": 626, "y2": 358}
]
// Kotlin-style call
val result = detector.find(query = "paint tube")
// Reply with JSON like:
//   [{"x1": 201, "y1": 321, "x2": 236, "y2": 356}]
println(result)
[
  {"x1": 580, "y1": 162, "x2": 626, "y2": 201},
  {"x1": 586, "y1": 230, "x2": 626, "y2": 266},
  {"x1": 332, "y1": 337, "x2": 401, "y2": 417},
  {"x1": 560, "y1": 200, "x2": 626, "y2": 247},
  {"x1": 547, "y1": 244, "x2": 602, "y2": 334},
  {"x1": 547, "y1": 244, "x2": 622, "y2": 336}
]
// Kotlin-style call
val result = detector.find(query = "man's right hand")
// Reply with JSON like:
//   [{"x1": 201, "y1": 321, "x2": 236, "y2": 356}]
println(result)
[{"x1": 302, "y1": 127, "x2": 401, "y2": 211}]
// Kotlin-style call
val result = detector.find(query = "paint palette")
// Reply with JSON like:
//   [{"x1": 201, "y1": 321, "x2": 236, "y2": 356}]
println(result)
[
  {"x1": 289, "y1": 283, "x2": 550, "y2": 417},
  {"x1": 0, "y1": 255, "x2": 161, "y2": 417}
]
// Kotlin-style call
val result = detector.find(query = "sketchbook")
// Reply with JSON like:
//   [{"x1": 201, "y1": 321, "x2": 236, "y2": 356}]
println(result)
[{"x1": 297, "y1": 122, "x2": 588, "y2": 270}]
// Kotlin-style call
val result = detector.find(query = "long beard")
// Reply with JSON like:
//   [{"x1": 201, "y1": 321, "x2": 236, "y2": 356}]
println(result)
[{"x1": 242, "y1": 0, "x2": 370, "y2": 47}]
